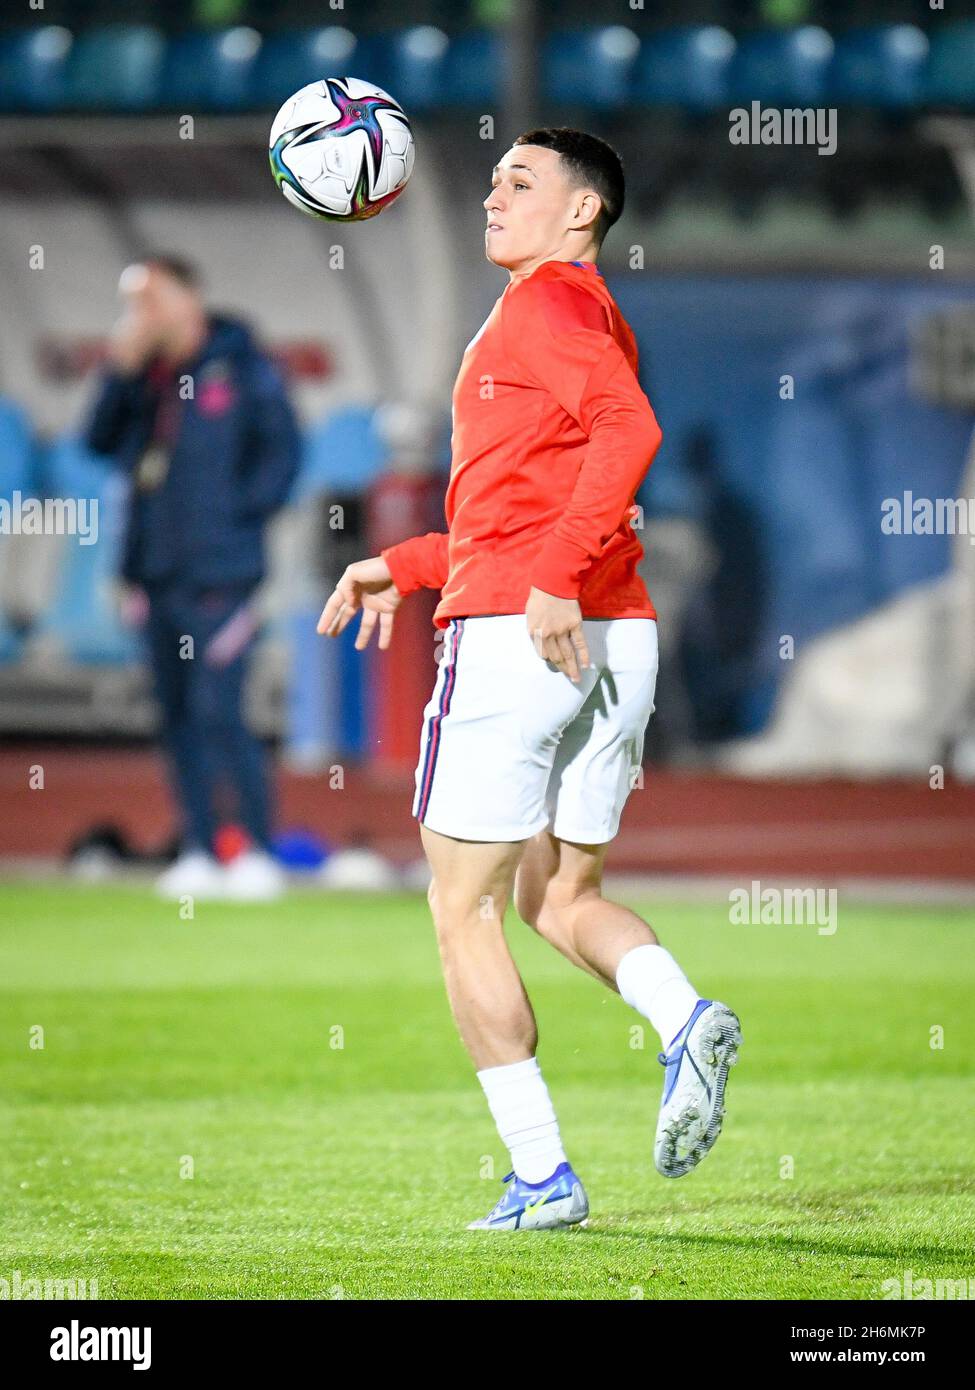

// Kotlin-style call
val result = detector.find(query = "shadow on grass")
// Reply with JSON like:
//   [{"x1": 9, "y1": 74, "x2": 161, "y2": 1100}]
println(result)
[{"x1": 577, "y1": 1222, "x2": 972, "y2": 1267}]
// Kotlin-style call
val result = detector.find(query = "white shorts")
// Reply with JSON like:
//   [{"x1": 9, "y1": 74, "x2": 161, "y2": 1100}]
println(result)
[{"x1": 413, "y1": 615, "x2": 658, "y2": 844}]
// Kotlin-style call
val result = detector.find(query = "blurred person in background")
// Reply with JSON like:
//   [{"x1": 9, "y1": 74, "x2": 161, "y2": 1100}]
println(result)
[
  {"x1": 85, "y1": 255, "x2": 301, "y2": 901},
  {"x1": 677, "y1": 426, "x2": 767, "y2": 744}
]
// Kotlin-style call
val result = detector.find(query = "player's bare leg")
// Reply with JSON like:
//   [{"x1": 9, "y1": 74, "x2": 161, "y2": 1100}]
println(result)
[
  {"x1": 421, "y1": 823, "x2": 589, "y2": 1229},
  {"x1": 420, "y1": 824, "x2": 532, "y2": 1069},
  {"x1": 515, "y1": 831, "x2": 742, "y2": 1178},
  {"x1": 514, "y1": 831, "x2": 660, "y2": 988}
]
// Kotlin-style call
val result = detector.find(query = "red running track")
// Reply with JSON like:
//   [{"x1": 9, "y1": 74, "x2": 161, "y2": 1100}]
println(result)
[{"x1": 1, "y1": 746, "x2": 973, "y2": 881}]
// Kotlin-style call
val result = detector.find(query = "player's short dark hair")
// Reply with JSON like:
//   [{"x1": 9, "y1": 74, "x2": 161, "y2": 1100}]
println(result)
[
  {"x1": 513, "y1": 127, "x2": 625, "y2": 244},
  {"x1": 142, "y1": 253, "x2": 203, "y2": 291}
]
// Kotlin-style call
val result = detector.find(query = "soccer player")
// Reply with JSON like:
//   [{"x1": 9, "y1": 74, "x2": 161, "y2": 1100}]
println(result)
[{"x1": 318, "y1": 129, "x2": 741, "y2": 1230}]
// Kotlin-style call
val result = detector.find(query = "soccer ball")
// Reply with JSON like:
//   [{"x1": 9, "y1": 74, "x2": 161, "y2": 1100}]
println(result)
[{"x1": 268, "y1": 76, "x2": 415, "y2": 222}]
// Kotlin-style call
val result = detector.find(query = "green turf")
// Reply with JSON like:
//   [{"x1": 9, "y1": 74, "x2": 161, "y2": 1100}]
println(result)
[{"x1": 1, "y1": 883, "x2": 973, "y2": 1300}]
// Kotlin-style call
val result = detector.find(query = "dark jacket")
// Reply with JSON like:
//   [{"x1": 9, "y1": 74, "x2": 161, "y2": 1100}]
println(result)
[{"x1": 85, "y1": 315, "x2": 301, "y2": 589}]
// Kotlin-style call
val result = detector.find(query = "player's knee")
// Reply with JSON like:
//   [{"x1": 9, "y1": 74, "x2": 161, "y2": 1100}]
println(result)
[
  {"x1": 422, "y1": 878, "x2": 472, "y2": 934},
  {"x1": 426, "y1": 875, "x2": 497, "y2": 935},
  {"x1": 426, "y1": 875, "x2": 445, "y2": 927},
  {"x1": 426, "y1": 876, "x2": 440, "y2": 920}
]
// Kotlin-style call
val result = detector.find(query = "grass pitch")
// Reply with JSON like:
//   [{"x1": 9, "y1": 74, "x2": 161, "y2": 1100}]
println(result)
[{"x1": 1, "y1": 882, "x2": 973, "y2": 1300}]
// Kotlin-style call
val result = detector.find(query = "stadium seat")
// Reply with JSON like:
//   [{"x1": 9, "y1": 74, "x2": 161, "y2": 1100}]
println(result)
[
  {"x1": 33, "y1": 437, "x2": 138, "y2": 665},
  {"x1": 296, "y1": 405, "x2": 387, "y2": 500},
  {"x1": 381, "y1": 25, "x2": 450, "y2": 112},
  {"x1": 65, "y1": 24, "x2": 165, "y2": 111},
  {"x1": 544, "y1": 27, "x2": 640, "y2": 110},
  {"x1": 0, "y1": 400, "x2": 36, "y2": 663},
  {"x1": 0, "y1": 398, "x2": 35, "y2": 502},
  {"x1": 727, "y1": 26, "x2": 834, "y2": 107},
  {"x1": 442, "y1": 30, "x2": 502, "y2": 107},
  {"x1": 632, "y1": 26, "x2": 735, "y2": 111},
  {"x1": 829, "y1": 26, "x2": 928, "y2": 109},
  {"x1": 0, "y1": 616, "x2": 22, "y2": 665},
  {"x1": 161, "y1": 27, "x2": 262, "y2": 112},
  {"x1": 925, "y1": 22, "x2": 975, "y2": 108},
  {"x1": 250, "y1": 27, "x2": 362, "y2": 108},
  {"x1": 0, "y1": 26, "x2": 72, "y2": 113}
]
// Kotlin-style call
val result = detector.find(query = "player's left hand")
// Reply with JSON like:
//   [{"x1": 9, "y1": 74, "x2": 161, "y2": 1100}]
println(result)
[{"x1": 526, "y1": 586, "x2": 591, "y2": 683}]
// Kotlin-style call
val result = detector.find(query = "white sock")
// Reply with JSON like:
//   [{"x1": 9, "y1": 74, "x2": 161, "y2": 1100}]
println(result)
[
  {"x1": 476, "y1": 1056, "x2": 568, "y2": 1184},
  {"x1": 616, "y1": 944, "x2": 700, "y2": 1050}
]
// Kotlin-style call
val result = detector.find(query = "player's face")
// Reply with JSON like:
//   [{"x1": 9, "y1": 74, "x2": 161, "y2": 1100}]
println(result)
[{"x1": 483, "y1": 145, "x2": 588, "y2": 271}]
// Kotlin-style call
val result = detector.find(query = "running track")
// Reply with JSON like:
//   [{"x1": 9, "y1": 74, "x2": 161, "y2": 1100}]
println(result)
[{"x1": 1, "y1": 746, "x2": 972, "y2": 881}]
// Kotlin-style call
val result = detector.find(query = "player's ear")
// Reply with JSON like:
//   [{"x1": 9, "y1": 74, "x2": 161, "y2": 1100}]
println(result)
[{"x1": 571, "y1": 189, "x2": 602, "y2": 235}]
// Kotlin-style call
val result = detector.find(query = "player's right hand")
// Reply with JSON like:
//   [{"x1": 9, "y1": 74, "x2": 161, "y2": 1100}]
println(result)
[{"x1": 317, "y1": 556, "x2": 403, "y2": 651}]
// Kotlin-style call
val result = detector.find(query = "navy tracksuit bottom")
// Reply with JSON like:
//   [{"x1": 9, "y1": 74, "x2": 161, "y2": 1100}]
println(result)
[{"x1": 144, "y1": 582, "x2": 271, "y2": 854}]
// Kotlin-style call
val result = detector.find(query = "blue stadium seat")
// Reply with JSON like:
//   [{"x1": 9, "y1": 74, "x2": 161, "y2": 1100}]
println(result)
[
  {"x1": 0, "y1": 399, "x2": 36, "y2": 664},
  {"x1": 34, "y1": 437, "x2": 138, "y2": 665},
  {"x1": 0, "y1": 616, "x2": 22, "y2": 665},
  {"x1": 296, "y1": 405, "x2": 387, "y2": 500},
  {"x1": 65, "y1": 24, "x2": 165, "y2": 111},
  {"x1": 250, "y1": 27, "x2": 363, "y2": 108},
  {"x1": 829, "y1": 26, "x2": 928, "y2": 109},
  {"x1": 442, "y1": 30, "x2": 501, "y2": 107},
  {"x1": 544, "y1": 27, "x2": 640, "y2": 110},
  {"x1": 0, "y1": 398, "x2": 35, "y2": 501},
  {"x1": 728, "y1": 26, "x2": 834, "y2": 107},
  {"x1": 925, "y1": 21, "x2": 975, "y2": 108},
  {"x1": 633, "y1": 26, "x2": 735, "y2": 111},
  {"x1": 380, "y1": 26, "x2": 450, "y2": 112},
  {"x1": 0, "y1": 26, "x2": 72, "y2": 113},
  {"x1": 161, "y1": 27, "x2": 262, "y2": 112}
]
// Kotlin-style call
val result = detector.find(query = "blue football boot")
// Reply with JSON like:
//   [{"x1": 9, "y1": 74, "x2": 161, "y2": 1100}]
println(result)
[
  {"x1": 467, "y1": 1161, "x2": 589, "y2": 1230},
  {"x1": 654, "y1": 999, "x2": 742, "y2": 1178}
]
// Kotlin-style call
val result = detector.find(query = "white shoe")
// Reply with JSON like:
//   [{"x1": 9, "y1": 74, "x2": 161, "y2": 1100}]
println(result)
[
  {"x1": 318, "y1": 848, "x2": 399, "y2": 890},
  {"x1": 155, "y1": 850, "x2": 226, "y2": 900},
  {"x1": 222, "y1": 848, "x2": 286, "y2": 901},
  {"x1": 654, "y1": 999, "x2": 742, "y2": 1178}
]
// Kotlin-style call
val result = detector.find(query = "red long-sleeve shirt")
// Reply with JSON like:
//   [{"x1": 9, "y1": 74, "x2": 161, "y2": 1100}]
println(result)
[{"x1": 382, "y1": 258, "x2": 661, "y2": 627}]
